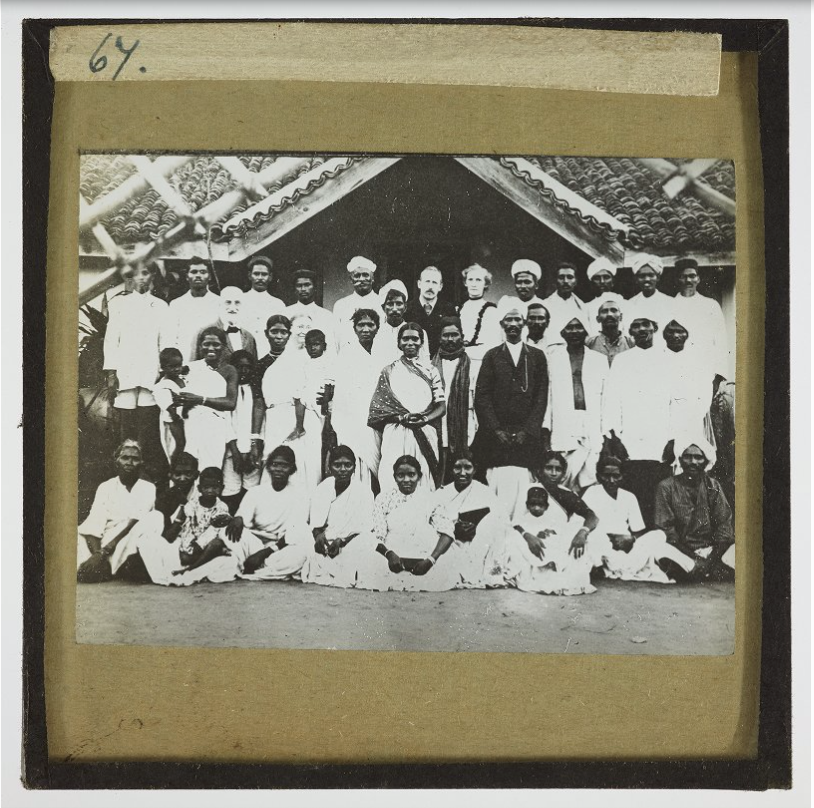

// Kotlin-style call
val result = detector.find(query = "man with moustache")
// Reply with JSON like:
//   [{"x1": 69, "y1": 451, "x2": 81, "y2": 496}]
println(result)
[
  {"x1": 524, "y1": 302, "x2": 558, "y2": 352},
  {"x1": 372, "y1": 279, "x2": 430, "y2": 366},
  {"x1": 333, "y1": 255, "x2": 384, "y2": 346},
  {"x1": 586, "y1": 299, "x2": 634, "y2": 366},
  {"x1": 542, "y1": 262, "x2": 588, "y2": 348},
  {"x1": 285, "y1": 268, "x2": 337, "y2": 356},
  {"x1": 241, "y1": 256, "x2": 285, "y2": 349},
  {"x1": 602, "y1": 316, "x2": 675, "y2": 526},
  {"x1": 471, "y1": 299, "x2": 549, "y2": 519},
  {"x1": 497, "y1": 258, "x2": 545, "y2": 319},
  {"x1": 196, "y1": 286, "x2": 257, "y2": 362},
  {"x1": 654, "y1": 440, "x2": 735, "y2": 582},
  {"x1": 584, "y1": 257, "x2": 626, "y2": 336},
  {"x1": 404, "y1": 265, "x2": 458, "y2": 357}
]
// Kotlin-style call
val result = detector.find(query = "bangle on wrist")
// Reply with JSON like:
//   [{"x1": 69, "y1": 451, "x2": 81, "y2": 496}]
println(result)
[
  {"x1": 250, "y1": 433, "x2": 262, "y2": 440},
  {"x1": 202, "y1": 396, "x2": 207, "y2": 406},
  {"x1": 426, "y1": 556, "x2": 436, "y2": 566}
]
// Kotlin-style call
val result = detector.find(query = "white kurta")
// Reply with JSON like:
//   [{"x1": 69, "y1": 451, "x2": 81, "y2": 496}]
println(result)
[
  {"x1": 545, "y1": 345, "x2": 608, "y2": 487},
  {"x1": 671, "y1": 292, "x2": 729, "y2": 378},
  {"x1": 602, "y1": 345, "x2": 674, "y2": 461},
  {"x1": 542, "y1": 292, "x2": 588, "y2": 346},
  {"x1": 581, "y1": 483, "x2": 692, "y2": 581},
  {"x1": 664, "y1": 345, "x2": 715, "y2": 445},
  {"x1": 242, "y1": 289, "x2": 286, "y2": 350},
  {"x1": 625, "y1": 290, "x2": 676, "y2": 330},
  {"x1": 331, "y1": 340, "x2": 383, "y2": 485},
  {"x1": 77, "y1": 477, "x2": 156, "y2": 570},
  {"x1": 165, "y1": 290, "x2": 223, "y2": 363},
  {"x1": 103, "y1": 292, "x2": 169, "y2": 392}
]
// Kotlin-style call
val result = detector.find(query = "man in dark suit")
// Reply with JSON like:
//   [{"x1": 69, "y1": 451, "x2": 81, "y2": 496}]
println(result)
[
  {"x1": 404, "y1": 265, "x2": 458, "y2": 356},
  {"x1": 471, "y1": 300, "x2": 549, "y2": 517}
]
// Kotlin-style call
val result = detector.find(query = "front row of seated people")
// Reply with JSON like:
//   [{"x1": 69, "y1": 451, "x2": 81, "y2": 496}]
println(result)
[{"x1": 78, "y1": 436, "x2": 735, "y2": 593}]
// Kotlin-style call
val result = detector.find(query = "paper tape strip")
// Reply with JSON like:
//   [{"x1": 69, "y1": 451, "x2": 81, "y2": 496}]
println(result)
[{"x1": 49, "y1": 22, "x2": 721, "y2": 96}]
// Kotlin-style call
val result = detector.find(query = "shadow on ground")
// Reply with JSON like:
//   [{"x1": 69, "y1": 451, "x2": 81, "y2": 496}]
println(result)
[{"x1": 76, "y1": 579, "x2": 735, "y2": 655}]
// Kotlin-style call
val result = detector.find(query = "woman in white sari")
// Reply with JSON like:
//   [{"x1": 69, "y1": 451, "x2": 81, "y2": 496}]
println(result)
[
  {"x1": 174, "y1": 327, "x2": 238, "y2": 471},
  {"x1": 368, "y1": 322, "x2": 446, "y2": 494},
  {"x1": 260, "y1": 316, "x2": 321, "y2": 493},
  {"x1": 301, "y1": 445, "x2": 376, "y2": 588},
  {"x1": 433, "y1": 450, "x2": 512, "y2": 588},
  {"x1": 331, "y1": 308, "x2": 384, "y2": 489},
  {"x1": 356, "y1": 455, "x2": 462, "y2": 592}
]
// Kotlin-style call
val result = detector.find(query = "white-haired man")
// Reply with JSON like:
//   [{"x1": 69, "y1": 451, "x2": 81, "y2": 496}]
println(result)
[
  {"x1": 195, "y1": 286, "x2": 257, "y2": 362},
  {"x1": 458, "y1": 264, "x2": 502, "y2": 360},
  {"x1": 625, "y1": 253, "x2": 676, "y2": 328},
  {"x1": 333, "y1": 255, "x2": 384, "y2": 345}
]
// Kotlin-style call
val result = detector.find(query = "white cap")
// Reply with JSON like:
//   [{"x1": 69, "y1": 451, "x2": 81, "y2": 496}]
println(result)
[
  {"x1": 511, "y1": 259, "x2": 542, "y2": 280},
  {"x1": 379, "y1": 279, "x2": 409, "y2": 304},
  {"x1": 496, "y1": 296, "x2": 524, "y2": 322}
]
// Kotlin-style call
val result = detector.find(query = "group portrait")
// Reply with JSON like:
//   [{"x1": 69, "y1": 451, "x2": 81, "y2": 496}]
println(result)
[{"x1": 75, "y1": 153, "x2": 737, "y2": 654}]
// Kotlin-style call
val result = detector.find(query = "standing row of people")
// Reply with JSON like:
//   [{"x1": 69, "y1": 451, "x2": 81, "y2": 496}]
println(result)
[{"x1": 99, "y1": 251, "x2": 731, "y2": 541}]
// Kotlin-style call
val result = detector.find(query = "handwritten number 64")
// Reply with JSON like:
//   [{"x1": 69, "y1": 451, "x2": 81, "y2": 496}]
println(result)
[{"x1": 88, "y1": 33, "x2": 142, "y2": 80}]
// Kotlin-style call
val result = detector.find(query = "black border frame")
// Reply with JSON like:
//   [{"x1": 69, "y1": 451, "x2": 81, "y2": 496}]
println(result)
[{"x1": 21, "y1": 17, "x2": 791, "y2": 790}]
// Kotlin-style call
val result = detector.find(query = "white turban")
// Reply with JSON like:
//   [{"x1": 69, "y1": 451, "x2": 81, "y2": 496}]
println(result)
[
  {"x1": 511, "y1": 259, "x2": 542, "y2": 280},
  {"x1": 347, "y1": 255, "x2": 376, "y2": 275},
  {"x1": 496, "y1": 296, "x2": 524, "y2": 322},
  {"x1": 630, "y1": 253, "x2": 664, "y2": 277},
  {"x1": 673, "y1": 434, "x2": 717, "y2": 475},
  {"x1": 586, "y1": 257, "x2": 617, "y2": 280},
  {"x1": 560, "y1": 312, "x2": 591, "y2": 334},
  {"x1": 378, "y1": 279, "x2": 409, "y2": 304}
]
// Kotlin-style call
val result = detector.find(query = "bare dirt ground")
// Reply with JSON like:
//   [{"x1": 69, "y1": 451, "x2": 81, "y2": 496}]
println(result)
[{"x1": 76, "y1": 579, "x2": 734, "y2": 655}]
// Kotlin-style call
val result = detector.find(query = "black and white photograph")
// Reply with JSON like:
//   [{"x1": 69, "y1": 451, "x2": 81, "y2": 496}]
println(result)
[{"x1": 75, "y1": 152, "x2": 737, "y2": 655}]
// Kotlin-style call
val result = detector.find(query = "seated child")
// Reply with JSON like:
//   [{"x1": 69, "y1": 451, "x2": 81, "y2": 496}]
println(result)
[
  {"x1": 582, "y1": 456, "x2": 696, "y2": 583},
  {"x1": 152, "y1": 347, "x2": 189, "y2": 463},
  {"x1": 222, "y1": 350, "x2": 261, "y2": 512},
  {"x1": 171, "y1": 466, "x2": 235, "y2": 578},
  {"x1": 486, "y1": 486, "x2": 596, "y2": 596}
]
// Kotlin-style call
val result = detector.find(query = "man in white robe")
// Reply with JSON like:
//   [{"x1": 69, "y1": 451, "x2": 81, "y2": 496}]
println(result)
[
  {"x1": 602, "y1": 316, "x2": 675, "y2": 527},
  {"x1": 544, "y1": 313, "x2": 608, "y2": 490},
  {"x1": 583, "y1": 256, "x2": 627, "y2": 337},
  {"x1": 285, "y1": 268, "x2": 337, "y2": 357},
  {"x1": 371, "y1": 279, "x2": 430, "y2": 367},
  {"x1": 497, "y1": 258, "x2": 545, "y2": 320},
  {"x1": 625, "y1": 253, "x2": 676, "y2": 329},
  {"x1": 671, "y1": 257, "x2": 729, "y2": 382},
  {"x1": 542, "y1": 262, "x2": 588, "y2": 348},
  {"x1": 333, "y1": 255, "x2": 384, "y2": 348},
  {"x1": 241, "y1": 256, "x2": 286, "y2": 349},
  {"x1": 164, "y1": 257, "x2": 222, "y2": 363}
]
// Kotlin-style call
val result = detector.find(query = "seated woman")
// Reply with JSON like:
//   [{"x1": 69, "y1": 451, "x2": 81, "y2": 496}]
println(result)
[
  {"x1": 77, "y1": 439, "x2": 156, "y2": 582},
  {"x1": 173, "y1": 326, "x2": 238, "y2": 472},
  {"x1": 356, "y1": 455, "x2": 461, "y2": 592},
  {"x1": 225, "y1": 445, "x2": 311, "y2": 581},
  {"x1": 486, "y1": 485, "x2": 596, "y2": 596},
  {"x1": 433, "y1": 450, "x2": 512, "y2": 588},
  {"x1": 301, "y1": 445, "x2": 376, "y2": 589},
  {"x1": 582, "y1": 456, "x2": 696, "y2": 583},
  {"x1": 368, "y1": 322, "x2": 447, "y2": 494}
]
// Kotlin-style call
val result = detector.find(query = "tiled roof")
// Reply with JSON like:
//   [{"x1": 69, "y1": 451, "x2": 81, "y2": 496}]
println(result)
[
  {"x1": 79, "y1": 154, "x2": 735, "y2": 255},
  {"x1": 524, "y1": 156, "x2": 735, "y2": 253}
]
